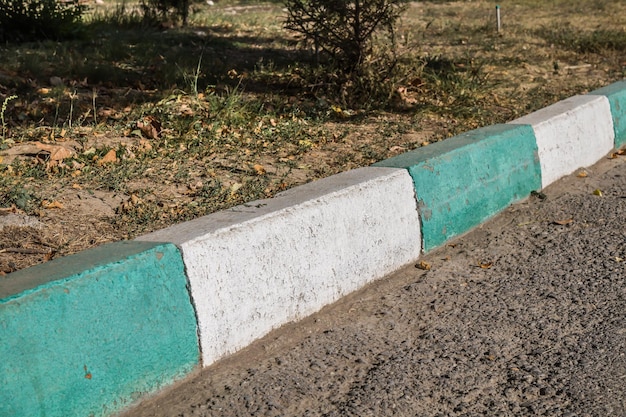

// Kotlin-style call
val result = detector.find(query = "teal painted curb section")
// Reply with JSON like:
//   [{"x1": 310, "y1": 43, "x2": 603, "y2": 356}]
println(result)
[
  {"x1": 590, "y1": 80, "x2": 626, "y2": 148},
  {"x1": 0, "y1": 241, "x2": 199, "y2": 417},
  {"x1": 375, "y1": 124, "x2": 541, "y2": 252}
]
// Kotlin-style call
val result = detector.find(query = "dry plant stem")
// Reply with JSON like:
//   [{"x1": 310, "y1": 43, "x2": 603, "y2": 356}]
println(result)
[
  {"x1": 1, "y1": 95, "x2": 17, "y2": 144},
  {"x1": 92, "y1": 88, "x2": 98, "y2": 126},
  {"x1": 0, "y1": 247, "x2": 52, "y2": 255}
]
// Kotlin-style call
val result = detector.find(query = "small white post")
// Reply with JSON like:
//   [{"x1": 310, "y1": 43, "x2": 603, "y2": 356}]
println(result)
[{"x1": 496, "y1": 5, "x2": 501, "y2": 32}]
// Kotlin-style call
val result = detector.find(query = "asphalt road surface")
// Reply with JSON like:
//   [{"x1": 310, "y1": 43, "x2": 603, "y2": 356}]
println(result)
[{"x1": 122, "y1": 153, "x2": 625, "y2": 417}]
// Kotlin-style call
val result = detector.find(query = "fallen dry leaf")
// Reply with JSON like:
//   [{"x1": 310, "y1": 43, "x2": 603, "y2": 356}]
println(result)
[
  {"x1": 98, "y1": 149, "x2": 117, "y2": 165},
  {"x1": 553, "y1": 218, "x2": 574, "y2": 225},
  {"x1": 576, "y1": 171, "x2": 588, "y2": 178},
  {"x1": 416, "y1": 261, "x2": 431, "y2": 271},
  {"x1": 136, "y1": 116, "x2": 162, "y2": 139},
  {"x1": 389, "y1": 146, "x2": 406, "y2": 153},
  {"x1": 478, "y1": 261, "x2": 493, "y2": 269},
  {"x1": 179, "y1": 104, "x2": 195, "y2": 117},
  {"x1": 138, "y1": 138, "x2": 153, "y2": 152},
  {"x1": 130, "y1": 194, "x2": 142, "y2": 205},
  {"x1": 593, "y1": 189, "x2": 603, "y2": 196},
  {"x1": 230, "y1": 182, "x2": 243, "y2": 195},
  {"x1": 41, "y1": 200, "x2": 64, "y2": 209},
  {"x1": 33, "y1": 141, "x2": 76, "y2": 161},
  {"x1": 253, "y1": 164, "x2": 266, "y2": 175}
]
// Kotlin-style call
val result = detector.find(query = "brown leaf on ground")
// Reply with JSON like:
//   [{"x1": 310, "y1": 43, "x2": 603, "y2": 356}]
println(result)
[
  {"x1": 478, "y1": 261, "x2": 493, "y2": 269},
  {"x1": 41, "y1": 200, "x2": 64, "y2": 209},
  {"x1": 253, "y1": 164, "x2": 266, "y2": 175},
  {"x1": 416, "y1": 261, "x2": 431, "y2": 271},
  {"x1": 35, "y1": 142, "x2": 75, "y2": 161},
  {"x1": 98, "y1": 149, "x2": 117, "y2": 165},
  {"x1": 137, "y1": 116, "x2": 162, "y2": 139},
  {"x1": 179, "y1": 104, "x2": 195, "y2": 117},
  {"x1": 1, "y1": 141, "x2": 78, "y2": 164},
  {"x1": 98, "y1": 107, "x2": 124, "y2": 121},
  {"x1": 553, "y1": 218, "x2": 574, "y2": 225},
  {"x1": 138, "y1": 139, "x2": 153, "y2": 152}
]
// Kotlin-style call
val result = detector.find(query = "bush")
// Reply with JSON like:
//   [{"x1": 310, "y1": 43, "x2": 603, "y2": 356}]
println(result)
[
  {"x1": 283, "y1": 0, "x2": 408, "y2": 72},
  {"x1": 0, "y1": 0, "x2": 86, "y2": 42},
  {"x1": 140, "y1": 0, "x2": 190, "y2": 26}
]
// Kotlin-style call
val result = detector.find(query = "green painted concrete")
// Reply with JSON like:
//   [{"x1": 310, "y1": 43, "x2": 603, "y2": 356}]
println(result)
[
  {"x1": 590, "y1": 80, "x2": 626, "y2": 148},
  {"x1": 0, "y1": 241, "x2": 199, "y2": 417},
  {"x1": 375, "y1": 124, "x2": 541, "y2": 252}
]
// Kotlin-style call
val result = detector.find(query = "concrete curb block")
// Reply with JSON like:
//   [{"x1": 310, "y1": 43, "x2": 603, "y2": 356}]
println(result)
[
  {"x1": 0, "y1": 242, "x2": 200, "y2": 417},
  {"x1": 589, "y1": 80, "x2": 626, "y2": 148},
  {"x1": 137, "y1": 167, "x2": 422, "y2": 365},
  {"x1": 374, "y1": 124, "x2": 541, "y2": 252},
  {"x1": 1, "y1": 80, "x2": 624, "y2": 416},
  {"x1": 508, "y1": 95, "x2": 615, "y2": 188}
]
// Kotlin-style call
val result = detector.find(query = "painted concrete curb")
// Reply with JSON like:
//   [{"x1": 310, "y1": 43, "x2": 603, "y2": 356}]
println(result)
[
  {"x1": 0, "y1": 242, "x2": 199, "y2": 417},
  {"x1": 137, "y1": 167, "x2": 422, "y2": 365},
  {"x1": 509, "y1": 95, "x2": 615, "y2": 188},
  {"x1": 589, "y1": 80, "x2": 626, "y2": 148},
  {"x1": 1, "y1": 80, "x2": 624, "y2": 416},
  {"x1": 373, "y1": 124, "x2": 541, "y2": 252}
]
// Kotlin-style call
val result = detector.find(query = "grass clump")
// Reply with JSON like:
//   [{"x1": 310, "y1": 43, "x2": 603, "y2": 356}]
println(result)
[
  {"x1": 0, "y1": 0, "x2": 87, "y2": 42},
  {"x1": 537, "y1": 26, "x2": 626, "y2": 53}
]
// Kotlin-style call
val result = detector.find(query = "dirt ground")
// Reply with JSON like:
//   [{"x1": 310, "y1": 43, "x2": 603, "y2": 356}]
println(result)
[{"x1": 120, "y1": 154, "x2": 626, "y2": 416}]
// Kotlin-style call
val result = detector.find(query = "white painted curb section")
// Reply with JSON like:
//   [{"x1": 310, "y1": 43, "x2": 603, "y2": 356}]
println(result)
[
  {"x1": 138, "y1": 167, "x2": 421, "y2": 366},
  {"x1": 509, "y1": 95, "x2": 614, "y2": 188}
]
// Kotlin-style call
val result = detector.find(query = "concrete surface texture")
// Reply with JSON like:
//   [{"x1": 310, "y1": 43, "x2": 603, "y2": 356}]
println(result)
[
  {"x1": 0, "y1": 242, "x2": 199, "y2": 417},
  {"x1": 138, "y1": 167, "x2": 422, "y2": 365},
  {"x1": 122, "y1": 150, "x2": 626, "y2": 417},
  {"x1": 509, "y1": 95, "x2": 615, "y2": 188},
  {"x1": 374, "y1": 123, "x2": 541, "y2": 251},
  {"x1": 590, "y1": 80, "x2": 626, "y2": 148},
  {"x1": 1, "y1": 80, "x2": 625, "y2": 417}
]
